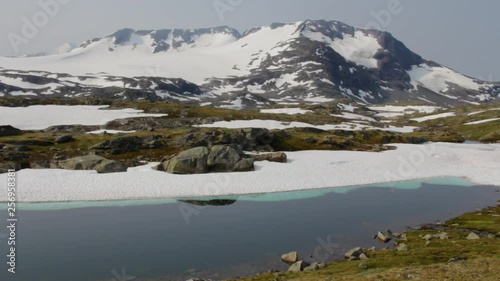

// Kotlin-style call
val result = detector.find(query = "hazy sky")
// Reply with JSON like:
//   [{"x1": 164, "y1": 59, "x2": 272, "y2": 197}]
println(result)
[{"x1": 0, "y1": 0, "x2": 498, "y2": 80}]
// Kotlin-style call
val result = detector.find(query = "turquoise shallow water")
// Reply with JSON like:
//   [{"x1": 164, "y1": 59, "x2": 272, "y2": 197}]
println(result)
[
  {"x1": 0, "y1": 179, "x2": 497, "y2": 281},
  {"x1": 11, "y1": 177, "x2": 476, "y2": 211}
]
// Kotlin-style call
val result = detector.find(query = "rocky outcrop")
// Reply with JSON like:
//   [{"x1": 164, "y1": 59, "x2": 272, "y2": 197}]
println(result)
[
  {"x1": 158, "y1": 145, "x2": 254, "y2": 174},
  {"x1": 174, "y1": 128, "x2": 275, "y2": 151},
  {"x1": 51, "y1": 155, "x2": 127, "y2": 174},
  {"x1": 161, "y1": 147, "x2": 210, "y2": 174},
  {"x1": 0, "y1": 162, "x2": 21, "y2": 173},
  {"x1": 91, "y1": 135, "x2": 164, "y2": 154},
  {"x1": 0, "y1": 125, "x2": 22, "y2": 137},
  {"x1": 55, "y1": 135, "x2": 75, "y2": 144}
]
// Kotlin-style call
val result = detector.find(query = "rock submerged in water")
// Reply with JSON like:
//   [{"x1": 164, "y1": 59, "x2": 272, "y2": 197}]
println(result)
[
  {"x1": 280, "y1": 251, "x2": 298, "y2": 265},
  {"x1": 377, "y1": 229, "x2": 394, "y2": 243},
  {"x1": 159, "y1": 145, "x2": 254, "y2": 174},
  {"x1": 345, "y1": 247, "x2": 369, "y2": 260}
]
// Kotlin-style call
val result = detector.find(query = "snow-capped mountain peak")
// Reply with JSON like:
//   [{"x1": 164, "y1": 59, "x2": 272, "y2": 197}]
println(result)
[{"x1": 0, "y1": 20, "x2": 498, "y2": 107}]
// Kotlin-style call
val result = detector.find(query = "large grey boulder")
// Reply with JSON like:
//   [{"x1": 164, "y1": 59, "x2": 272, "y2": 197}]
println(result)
[
  {"x1": 160, "y1": 145, "x2": 254, "y2": 174},
  {"x1": 95, "y1": 160, "x2": 128, "y2": 174},
  {"x1": 162, "y1": 147, "x2": 210, "y2": 174},
  {"x1": 207, "y1": 145, "x2": 243, "y2": 172},
  {"x1": 55, "y1": 155, "x2": 107, "y2": 170},
  {"x1": 207, "y1": 145, "x2": 254, "y2": 172}
]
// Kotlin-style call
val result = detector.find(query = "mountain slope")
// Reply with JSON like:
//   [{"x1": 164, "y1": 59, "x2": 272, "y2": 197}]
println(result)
[{"x1": 0, "y1": 20, "x2": 498, "y2": 107}]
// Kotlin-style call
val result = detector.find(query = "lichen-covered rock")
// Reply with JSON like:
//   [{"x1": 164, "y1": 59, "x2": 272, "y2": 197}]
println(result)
[{"x1": 162, "y1": 147, "x2": 209, "y2": 174}]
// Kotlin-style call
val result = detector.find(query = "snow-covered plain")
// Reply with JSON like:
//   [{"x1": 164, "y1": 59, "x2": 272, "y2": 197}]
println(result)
[
  {"x1": 1, "y1": 143, "x2": 498, "y2": 203},
  {"x1": 195, "y1": 119, "x2": 416, "y2": 133},
  {"x1": 0, "y1": 105, "x2": 168, "y2": 130}
]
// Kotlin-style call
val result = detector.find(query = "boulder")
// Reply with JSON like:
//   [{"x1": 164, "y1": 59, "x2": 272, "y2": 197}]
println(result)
[
  {"x1": 55, "y1": 135, "x2": 74, "y2": 144},
  {"x1": 377, "y1": 230, "x2": 393, "y2": 243},
  {"x1": 345, "y1": 247, "x2": 365, "y2": 260},
  {"x1": 359, "y1": 262, "x2": 369, "y2": 269},
  {"x1": 396, "y1": 243, "x2": 410, "y2": 251},
  {"x1": 304, "y1": 262, "x2": 320, "y2": 271},
  {"x1": 0, "y1": 125, "x2": 22, "y2": 137},
  {"x1": 466, "y1": 232, "x2": 480, "y2": 240},
  {"x1": 92, "y1": 135, "x2": 165, "y2": 153},
  {"x1": 249, "y1": 152, "x2": 288, "y2": 163},
  {"x1": 160, "y1": 145, "x2": 254, "y2": 174},
  {"x1": 55, "y1": 155, "x2": 107, "y2": 170},
  {"x1": 162, "y1": 147, "x2": 209, "y2": 174},
  {"x1": 53, "y1": 155, "x2": 127, "y2": 174},
  {"x1": 0, "y1": 162, "x2": 21, "y2": 173},
  {"x1": 288, "y1": 261, "x2": 309, "y2": 273},
  {"x1": 94, "y1": 160, "x2": 128, "y2": 174},
  {"x1": 280, "y1": 251, "x2": 298, "y2": 265},
  {"x1": 207, "y1": 145, "x2": 245, "y2": 172}
]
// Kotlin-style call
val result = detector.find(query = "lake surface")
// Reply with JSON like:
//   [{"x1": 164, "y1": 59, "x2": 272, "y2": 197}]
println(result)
[{"x1": 0, "y1": 180, "x2": 498, "y2": 281}]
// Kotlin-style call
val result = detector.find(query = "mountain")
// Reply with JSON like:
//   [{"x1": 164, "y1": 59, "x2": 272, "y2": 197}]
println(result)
[{"x1": 0, "y1": 20, "x2": 498, "y2": 108}]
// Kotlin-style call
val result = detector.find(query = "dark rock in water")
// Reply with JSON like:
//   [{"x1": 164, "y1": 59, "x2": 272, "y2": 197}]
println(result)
[
  {"x1": 55, "y1": 135, "x2": 75, "y2": 144},
  {"x1": 281, "y1": 251, "x2": 298, "y2": 265},
  {"x1": 377, "y1": 229, "x2": 394, "y2": 243},
  {"x1": 0, "y1": 125, "x2": 22, "y2": 137},
  {"x1": 180, "y1": 199, "x2": 237, "y2": 206},
  {"x1": 345, "y1": 247, "x2": 367, "y2": 260},
  {"x1": 160, "y1": 145, "x2": 254, "y2": 174}
]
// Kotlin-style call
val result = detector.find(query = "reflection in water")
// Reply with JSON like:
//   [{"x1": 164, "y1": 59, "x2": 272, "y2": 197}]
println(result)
[
  {"x1": 180, "y1": 199, "x2": 238, "y2": 206},
  {"x1": 0, "y1": 183, "x2": 497, "y2": 281}
]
